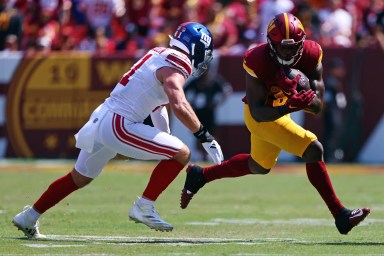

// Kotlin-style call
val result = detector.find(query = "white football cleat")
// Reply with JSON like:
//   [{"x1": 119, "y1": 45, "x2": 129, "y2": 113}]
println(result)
[
  {"x1": 12, "y1": 205, "x2": 45, "y2": 239},
  {"x1": 128, "y1": 199, "x2": 173, "y2": 232}
]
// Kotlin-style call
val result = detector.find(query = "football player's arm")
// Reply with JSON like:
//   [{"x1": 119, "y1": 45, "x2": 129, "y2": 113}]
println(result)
[
  {"x1": 245, "y1": 73, "x2": 282, "y2": 122},
  {"x1": 159, "y1": 66, "x2": 224, "y2": 163},
  {"x1": 158, "y1": 67, "x2": 201, "y2": 133},
  {"x1": 306, "y1": 62, "x2": 325, "y2": 115}
]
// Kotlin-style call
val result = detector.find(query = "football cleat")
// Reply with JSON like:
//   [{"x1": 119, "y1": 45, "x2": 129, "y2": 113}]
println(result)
[
  {"x1": 180, "y1": 164, "x2": 207, "y2": 209},
  {"x1": 129, "y1": 199, "x2": 173, "y2": 232},
  {"x1": 12, "y1": 205, "x2": 45, "y2": 239},
  {"x1": 335, "y1": 207, "x2": 370, "y2": 235}
]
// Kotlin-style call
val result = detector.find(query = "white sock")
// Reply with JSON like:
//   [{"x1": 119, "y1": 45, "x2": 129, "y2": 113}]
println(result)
[{"x1": 137, "y1": 197, "x2": 154, "y2": 206}]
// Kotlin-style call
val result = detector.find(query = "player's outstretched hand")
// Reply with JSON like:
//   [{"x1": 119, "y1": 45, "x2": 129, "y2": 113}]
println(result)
[
  {"x1": 194, "y1": 125, "x2": 224, "y2": 164},
  {"x1": 202, "y1": 140, "x2": 224, "y2": 164},
  {"x1": 278, "y1": 90, "x2": 315, "y2": 115},
  {"x1": 275, "y1": 67, "x2": 301, "y2": 94}
]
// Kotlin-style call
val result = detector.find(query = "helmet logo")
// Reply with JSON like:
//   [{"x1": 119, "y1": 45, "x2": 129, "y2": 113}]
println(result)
[
  {"x1": 267, "y1": 21, "x2": 275, "y2": 33},
  {"x1": 297, "y1": 19, "x2": 304, "y2": 32},
  {"x1": 200, "y1": 32, "x2": 212, "y2": 48}
]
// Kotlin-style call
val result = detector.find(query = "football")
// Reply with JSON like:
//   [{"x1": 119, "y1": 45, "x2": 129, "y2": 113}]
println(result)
[{"x1": 284, "y1": 68, "x2": 310, "y2": 92}]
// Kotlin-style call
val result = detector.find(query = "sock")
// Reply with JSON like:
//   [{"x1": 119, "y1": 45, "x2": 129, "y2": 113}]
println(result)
[
  {"x1": 203, "y1": 154, "x2": 252, "y2": 182},
  {"x1": 306, "y1": 161, "x2": 344, "y2": 217},
  {"x1": 33, "y1": 172, "x2": 79, "y2": 214},
  {"x1": 142, "y1": 159, "x2": 184, "y2": 201},
  {"x1": 137, "y1": 197, "x2": 154, "y2": 206},
  {"x1": 26, "y1": 207, "x2": 41, "y2": 223}
]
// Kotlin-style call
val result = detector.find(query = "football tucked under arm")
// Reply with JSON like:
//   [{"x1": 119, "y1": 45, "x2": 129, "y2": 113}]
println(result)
[
  {"x1": 283, "y1": 68, "x2": 311, "y2": 92},
  {"x1": 283, "y1": 67, "x2": 322, "y2": 114}
]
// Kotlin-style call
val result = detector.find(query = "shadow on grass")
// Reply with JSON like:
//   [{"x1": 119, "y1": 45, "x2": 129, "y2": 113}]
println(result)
[
  {"x1": 10, "y1": 235, "x2": 384, "y2": 246},
  {"x1": 301, "y1": 241, "x2": 384, "y2": 246}
]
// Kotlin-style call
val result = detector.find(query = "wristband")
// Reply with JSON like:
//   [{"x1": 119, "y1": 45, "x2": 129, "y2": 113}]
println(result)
[
  {"x1": 193, "y1": 125, "x2": 214, "y2": 143},
  {"x1": 277, "y1": 106, "x2": 289, "y2": 116}
]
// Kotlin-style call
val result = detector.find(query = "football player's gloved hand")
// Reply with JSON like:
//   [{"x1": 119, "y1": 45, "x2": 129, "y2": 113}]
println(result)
[
  {"x1": 202, "y1": 140, "x2": 224, "y2": 164},
  {"x1": 276, "y1": 68, "x2": 301, "y2": 95},
  {"x1": 277, "y1": 90, "x2": 315, "y2": 115},
  {"x1": 194, "y1": 125, "x2": 224, "y2": 164}
]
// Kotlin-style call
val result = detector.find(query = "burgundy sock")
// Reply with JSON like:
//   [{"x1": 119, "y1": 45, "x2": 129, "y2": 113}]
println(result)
[
  {"x1": 33, "y1": 172, "x2": 79, "y2": 214},
  {"x1": 306, "y1": 161, "x2": 344, "y2": 217},
  {"x1": 203, "y1": 154, "x2": 252, "y2": 182},
  {"x1": 143, "y1": 159, "x2": 184, "y2": 201}
]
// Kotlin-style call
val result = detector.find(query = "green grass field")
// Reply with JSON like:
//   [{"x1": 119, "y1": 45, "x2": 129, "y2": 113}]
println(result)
[{"x1": 1, "y1": 160, "x2": 383, "y2": 255}]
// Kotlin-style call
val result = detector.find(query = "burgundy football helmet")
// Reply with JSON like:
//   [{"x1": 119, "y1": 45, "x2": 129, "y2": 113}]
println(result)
[{"x1": 267, "y1": 13, "x2": 306, "y2": 66}]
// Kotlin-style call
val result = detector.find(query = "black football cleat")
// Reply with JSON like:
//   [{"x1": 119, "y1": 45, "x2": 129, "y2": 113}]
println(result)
[
  {"x1": 335, "y1": 207, "x2": 370, "y2": 235},
  {"x1": 180, "y1": 164, "x2": 207, "y2": 209}
]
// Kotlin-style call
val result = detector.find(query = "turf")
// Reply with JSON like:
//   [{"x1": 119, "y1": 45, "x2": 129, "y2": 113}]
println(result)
[{"x1": 0, "y1": 160, "x2": 383, "y2": 255}]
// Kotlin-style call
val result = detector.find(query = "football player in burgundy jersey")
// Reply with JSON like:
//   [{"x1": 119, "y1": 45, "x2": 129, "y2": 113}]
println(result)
[
  {"x1": 181, "y1": 13, "x2": 370, "y2": 235},
  {"x1": 12, "y1": 22, "x2": 224, "y2": 237}
]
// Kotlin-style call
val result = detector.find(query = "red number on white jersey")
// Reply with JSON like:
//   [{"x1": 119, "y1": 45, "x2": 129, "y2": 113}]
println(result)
[{"x1": 119, "y1": 53, "x2": 153, "y2": 85}]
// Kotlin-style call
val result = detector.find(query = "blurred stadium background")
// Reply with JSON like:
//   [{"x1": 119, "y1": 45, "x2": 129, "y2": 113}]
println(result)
[
  {"x1": 0, "y1": 0, "x2": 383, "y2": 163},
  {"x1": 1, "y1": 2, "x2": 383, "y2": 254}
]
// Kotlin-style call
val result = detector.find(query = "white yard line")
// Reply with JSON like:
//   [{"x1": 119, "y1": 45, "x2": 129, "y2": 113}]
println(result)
[
  {"x1": 23, "y1": 244, "x2": 84, "y2": 248},
  {"x1": 22, "y1": 234, "x2": 303, "y2": 246}
]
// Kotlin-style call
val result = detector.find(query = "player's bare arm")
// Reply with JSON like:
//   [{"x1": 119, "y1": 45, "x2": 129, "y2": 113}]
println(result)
[
  {"x1": 245, "y1": 73, "x2": 282, "y2": 122},
  {"x1": 158, "y1": 66, "x2": 201, "y2": 133},
  {"x1": 306, "y1": 62, "x2": 325, "y2": 115}
]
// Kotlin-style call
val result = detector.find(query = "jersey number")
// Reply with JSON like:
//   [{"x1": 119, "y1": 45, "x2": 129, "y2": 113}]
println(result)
[
  {"x1": 119, "y1": 53, "x2": 153, "y2": 86},
  {"x1": 272, "y1": 92, "x2": 288, "y2": 107}
]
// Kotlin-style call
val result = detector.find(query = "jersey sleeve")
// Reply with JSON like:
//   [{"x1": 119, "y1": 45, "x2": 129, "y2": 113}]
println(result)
[
  {"x1": 243, "y1": 48, "x2": 258, "y2": 78},
  {"x1": 310, "y1": 41, "x2": 323, "y2": 65},
  {"x1": 242, "y1": 44, "x2": 272, "y2": 81},
  {"x1": 297, "y1": 40, "x2": 323, "y2": 73},
  {"x1": 165, "y1": 52, "x2": 192, "y2": 79}
]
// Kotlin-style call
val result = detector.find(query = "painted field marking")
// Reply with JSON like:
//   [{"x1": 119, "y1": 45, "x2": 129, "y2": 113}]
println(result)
[
  {"x1": 23, "y1": 244, "x2": 84, "y2": 248},
  {"x1": 22, "y1": 235, "x2": 303, "y2": 247},
  {"x1": 17, "y1": 217, "x2": 383, "y2": 248}
]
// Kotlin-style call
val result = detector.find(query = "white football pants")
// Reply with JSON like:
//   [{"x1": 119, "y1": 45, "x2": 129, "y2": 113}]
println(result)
[{"x1": 75, "y1": 108, "x2": 183, "y2": 178}]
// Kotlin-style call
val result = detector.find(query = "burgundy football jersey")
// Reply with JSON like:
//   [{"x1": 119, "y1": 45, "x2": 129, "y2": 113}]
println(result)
[{"x1": 243, "y1": 40, "x2": 322, "y2": 107}]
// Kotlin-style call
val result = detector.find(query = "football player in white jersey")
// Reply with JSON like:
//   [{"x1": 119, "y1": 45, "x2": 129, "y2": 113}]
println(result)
[{"x1": 12, "y1": 22, "x2": 224, "y2": 236}]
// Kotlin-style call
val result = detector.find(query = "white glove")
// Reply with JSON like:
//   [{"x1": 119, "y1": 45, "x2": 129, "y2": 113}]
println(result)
[{"x1": 202, "y1": 140, "x2": 224, "y2": 164}]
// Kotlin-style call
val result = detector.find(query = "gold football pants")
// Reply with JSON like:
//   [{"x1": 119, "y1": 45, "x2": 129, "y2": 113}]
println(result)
[{"x1": 244, "y1": 104, "x2": 317, "y2": 169}]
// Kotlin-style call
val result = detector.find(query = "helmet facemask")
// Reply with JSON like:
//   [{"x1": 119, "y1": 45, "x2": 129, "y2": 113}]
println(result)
[
  {"x1": 268, "y1": 37, "x2": 305, "y2": 66},
  {"x1": 191, "y1": 44, "x2": 213, "y2": 77}
]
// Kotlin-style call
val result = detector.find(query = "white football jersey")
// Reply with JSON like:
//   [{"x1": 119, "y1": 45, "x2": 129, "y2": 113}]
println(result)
[{"x1": 104, "y1": 47, "x2": 192, "y2": 122}]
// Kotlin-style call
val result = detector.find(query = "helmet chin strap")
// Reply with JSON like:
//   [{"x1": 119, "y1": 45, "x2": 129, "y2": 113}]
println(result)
[
  {"x1": 276, "y1": 55, "x2": 295, "y2": 66},
  {"x1": 268, "y1": 39, "x2": 294, "y2": 66}
]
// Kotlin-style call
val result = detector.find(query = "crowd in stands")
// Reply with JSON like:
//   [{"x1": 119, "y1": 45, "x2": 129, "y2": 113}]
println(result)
[{"x1": 1, "y1": 0, "x2": 383, "y2": 56}]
